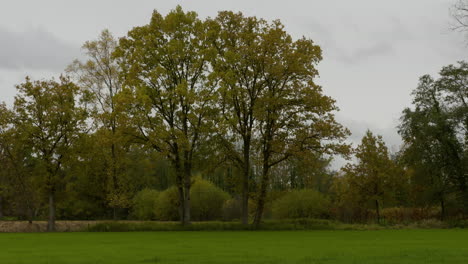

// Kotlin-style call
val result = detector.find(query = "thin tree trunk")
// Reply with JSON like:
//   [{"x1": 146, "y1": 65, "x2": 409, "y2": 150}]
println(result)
[
  {"x1": 183, "y1": 184, "x2": 191, "y2": 225},
  {"x1": 183, "y1": 158, "x2": 191, "y2": 225},
  {"x1": 375, "y1": 200, "x2": 380, "y2": 224},
  {"x1": 111, "y1": 142, "x2": 119, "y2": 221},
  {"x1": 47, "y1": 192, "x2": 56, "y2": 231},
  {"x1": 241, "y1": 142, "x2": 250, "y2": 225},
  {"x1": 27, "y1": 203, "x2": 33, "y2": 224},
  {"x1": 0, "y1": 195, "x2": 3, "y2": 219},
  {"x1": 440, "y1": 197, "x2": 445, "y2": 221}
]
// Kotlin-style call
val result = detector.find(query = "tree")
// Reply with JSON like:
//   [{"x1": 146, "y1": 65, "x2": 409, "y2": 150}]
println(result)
[
  {"x1": 209, "y1": 11, "x2": 269, "y2": 225},
  {"x1": 250, "y1": 20, "x2": 350, "y2": 227},
  {"x1": 13, "y1": 77, "x2": 86, "y2": 231},
  {"x1": 114, "y1": 6, "x2": 217, "y2": 225},
  {"x1": 0, "y1": 103, "x2": 41, "y2": 222},
  {"x1": 0, "y1": 103, "x2": 11, "y2": 219},
  {"x1": 342, "y1": 131, "x2": 402, "y2": 223},
  {"x1": 399, "y1": 63, "x2": 467, "y2": 217},
  {"x1": 452, "y1": 0, "x2": 468, "y2": 32},
  {"x1": 67, "y1": 29, "x2": 132, "y2": 219}
]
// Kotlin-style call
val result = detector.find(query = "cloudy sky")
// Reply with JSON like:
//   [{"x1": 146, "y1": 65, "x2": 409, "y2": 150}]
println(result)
[{"x1": 0, "y1": 0, "x2": 466, "y2": 155}]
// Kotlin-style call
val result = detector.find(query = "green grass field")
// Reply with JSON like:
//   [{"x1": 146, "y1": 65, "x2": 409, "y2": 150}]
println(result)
[{"x1": 1, "y1": 230, "x2": 467, "y2": 263}]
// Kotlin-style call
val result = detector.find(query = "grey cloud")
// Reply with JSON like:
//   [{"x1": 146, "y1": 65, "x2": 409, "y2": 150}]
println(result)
[
  {"x1": 338, "y1": 41, "x2": 394, "y2": 64},
  {"x1": 330, "y1": 116, "x2": 403, "y2": 170},
  {"x1": 337, "y1": 115, "x2": 402, "y2": 151},
  {"x1": 0, "y1": 26, "x2": 79, "y2": 71}
]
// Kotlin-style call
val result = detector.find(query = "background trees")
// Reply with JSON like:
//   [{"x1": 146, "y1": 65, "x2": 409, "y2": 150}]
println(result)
[{"x1": 1, "y1": 6, "x2": 466, "y2": 228}]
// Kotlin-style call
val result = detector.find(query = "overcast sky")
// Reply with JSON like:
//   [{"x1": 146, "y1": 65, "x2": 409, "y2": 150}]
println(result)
[{"x1": 0, "y1": 0, "x2": 466, "y2": 158}]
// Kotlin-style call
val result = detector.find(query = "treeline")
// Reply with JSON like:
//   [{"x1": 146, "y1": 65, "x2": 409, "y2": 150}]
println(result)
[{"x1": 0, "y1": 6, "x2": 466, "y2": 231}]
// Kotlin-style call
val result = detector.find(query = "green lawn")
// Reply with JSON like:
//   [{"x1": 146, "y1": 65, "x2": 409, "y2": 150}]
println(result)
[{"x1": 1, "y1": 230, "x2": 467, "y2": 263}]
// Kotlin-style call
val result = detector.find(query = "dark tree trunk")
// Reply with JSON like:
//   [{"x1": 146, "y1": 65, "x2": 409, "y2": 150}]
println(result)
[
  {"x1": 178, "y1": 185, "x2": 185, "y2": 224},
  {"x1": 253, "y1": 156, "x2": 270, "y2": 229},
  {"x1": 440, "y1": 197, "x2": 445, "y2": 221},
  {"x1": 241, "y1": 143, "x2": 250, "y2": 225},
  {"x1": 111, "y1": 142, "x2": 119, "y2": 221},
  {"x1": 47, "y1": 192, "x2": 56, "y2": 231},
  {"x1": 183, "y1": 159, "x2": 191, "y2": 225},
  {"x1": 253, "y1": 178, "x2": 267, "y2": 228},
  {"x1": 27, "y1": 204, "x2": 33, "y2": 224},
  {"x1": 0, "y1": 195, "x2": 3, "y2": 219},
  {"x1": 375, "y1": 200, "x2": 380, "y2": 224},
  {"x1": 183, "y1": 185, "x2": 191, "y2": 225}
]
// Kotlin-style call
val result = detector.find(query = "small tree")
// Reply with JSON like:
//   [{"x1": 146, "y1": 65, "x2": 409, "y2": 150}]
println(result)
[{"x1": 342, "y1": 131, "x2": 402, "y2": 223}]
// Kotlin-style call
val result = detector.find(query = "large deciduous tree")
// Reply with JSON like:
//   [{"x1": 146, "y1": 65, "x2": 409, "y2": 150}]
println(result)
[
  {"x1": 251, "y1": 20, "x2": 350, "y2": 227},
  {"x1": 13, "y1": 77, "x2": 86, "y2": 231},
  {"x1": 114, "y1": 6, "x2": 217, "y2": 225},
  {"x1": 209, "y1": 11, "x2": 269, "y2": 225},
  {"x1": 399, "y1": 62, "x2": 467, "y2": 217}
]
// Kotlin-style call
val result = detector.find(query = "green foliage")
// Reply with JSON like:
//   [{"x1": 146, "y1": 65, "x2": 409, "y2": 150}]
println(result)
[
  {"x1": 272, "y1": 189, "x2": 330, "y2": 219},
  {"x1": 86, "y1": 219, "x2": 346, "y2": 232},
  {"x1": 222, "y1": 198, "x2": 242, "y2": 221},
  {"x1": 399, "y1": 61, "x2": 468, "y2": 216},
  {"x1": 155, "y1": 187, "x2": 180, "y2": 221},
  {"x1": 131, "y1": 189, "x2": 160, "y2": 220},
  {"x1": 337, "y1": 130, "x2": 406, "y2": 222},
  {"x1": 190, "y1": 177, "x2": 230, "y2": 221}
]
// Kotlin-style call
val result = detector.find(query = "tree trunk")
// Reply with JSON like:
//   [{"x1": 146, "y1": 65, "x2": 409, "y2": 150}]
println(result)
[
  {"x1": 47, "y1": 192, "x2": 56, "y2": 231},
  {"x1": 111, "y1": 142, "x2": 119, "y2": 221},
  {"x1": 241, "y1": 142, "x2": 250, "y2": 225},
  {"x1": 177, "y1": 185, "x2": 185, "y2": 224},
  {"x1": 183, "y1": 157, "x2": 192, "y2": 225},
  {"x1": 183, "y1": 185, "x2": 191, "y2": 225},
  {"x1": 440, "y1": 197, "x2": 445, "y2": 221},
  {"x1": 253, "y1": 162, "x2": 270, "y2": 228},
  {"x1": 27, "y1": 203, "x2": 33, "y2": 224},
  {"x1": 0, "y1": 195, "x2": 3, "y2": 219},
  {"x1": 375, "y1": 200, "x2": 380, "y2": 224}
]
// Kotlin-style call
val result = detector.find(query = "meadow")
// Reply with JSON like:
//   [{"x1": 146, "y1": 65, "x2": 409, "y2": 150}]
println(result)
[{"x1": 1, "y1": 230, "x2": 467, "y2": 264}]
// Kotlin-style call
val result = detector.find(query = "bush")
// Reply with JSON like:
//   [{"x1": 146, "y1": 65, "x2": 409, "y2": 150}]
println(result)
[
  {"x1": 381, "y1": 207, "x2": 440, "y2": 224},
  {"x1": 131, "y1": 189, "x2": 160, "y2": 220},
  {"x1": 222, "y1": 198, "x2": 242, "y2": 221},
  {"x1": 86, "y1": 219, "x2": 341, "y2": 232},
  {"x1": 272, "y1": 189, "x2": 330, "y2": 219},
  {"x1": 155, "y1": 187, "x2": 180, "y2": 221},
  {"x1": 190, "y1": 177, "x2": 230, "y2": 221}
]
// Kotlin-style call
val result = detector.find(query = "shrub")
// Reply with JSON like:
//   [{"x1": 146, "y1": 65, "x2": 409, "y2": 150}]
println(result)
[
  {"x1": 272, "y1": 189, "x2": 330, "y2": 219},
  {"x1": 86, "y1": 219, "x2": 341, "y2": 231},
  {"x1": 155, "y1": 186, "x2": 180, "y2": 221},
  {"x1": 222, "y1": 198, "x2": 242, "y2": 221},
  {"x1": 131, "y1": 189, "x2": 160, "y2": 220},
  {"x1": 190, "y1": 177, "x2": 230, "y2": 221}
]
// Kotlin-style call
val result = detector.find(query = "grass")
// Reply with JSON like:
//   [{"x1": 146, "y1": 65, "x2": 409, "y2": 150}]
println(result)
[{"x1": 1, "y1": 230, "x2": 467, "y2": 263}]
